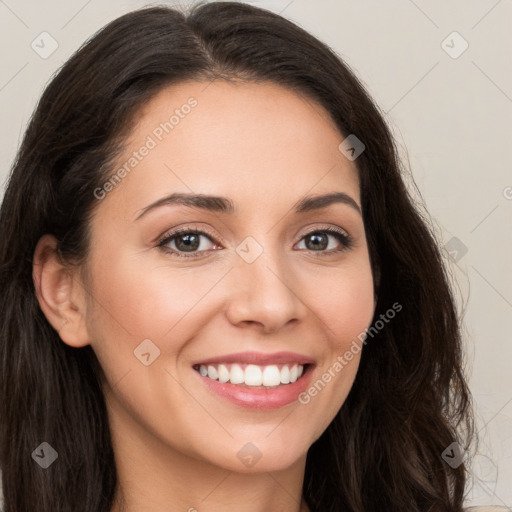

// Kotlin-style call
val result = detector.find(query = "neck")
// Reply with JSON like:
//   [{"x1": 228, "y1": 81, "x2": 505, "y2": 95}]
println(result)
[{"x1": 111, "y1": 454, "x2": 310, "y2": 512}]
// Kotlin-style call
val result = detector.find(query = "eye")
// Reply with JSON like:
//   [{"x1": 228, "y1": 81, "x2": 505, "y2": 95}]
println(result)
[
  {"x1": 157, "y1": 226, "x2": 220, "y2": 258},
  {"x1": 295, "y1": 227, "x2": 353, "y2": 255},
  {"x1": 157, "y1": 225, "x2": 353, "y2": 259}
]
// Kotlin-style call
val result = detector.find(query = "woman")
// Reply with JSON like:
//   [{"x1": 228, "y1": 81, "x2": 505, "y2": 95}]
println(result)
[{"x1": 0, "y1": 2, "x2": 503, "y2": 511}]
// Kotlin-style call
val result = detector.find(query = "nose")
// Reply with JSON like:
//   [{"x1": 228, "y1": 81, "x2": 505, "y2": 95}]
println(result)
[{"x1": 224, "y1": 246, "x2": 307, "y2": 334}]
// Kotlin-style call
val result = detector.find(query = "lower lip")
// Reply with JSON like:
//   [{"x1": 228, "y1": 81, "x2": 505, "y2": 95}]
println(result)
[{"x1": 194, "y1": 365, "x2": 315, "y2": 410}]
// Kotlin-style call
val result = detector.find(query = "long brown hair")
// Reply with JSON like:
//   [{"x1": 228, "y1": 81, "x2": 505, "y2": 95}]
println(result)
[{"x1": 0, "y1": 2, "x2": 475, "y2": 510}]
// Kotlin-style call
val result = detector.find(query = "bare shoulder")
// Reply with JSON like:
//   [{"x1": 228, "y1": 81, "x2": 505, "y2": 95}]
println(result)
[{"x1": 464, "y1": 507, "x2": 511, "y2": 511}]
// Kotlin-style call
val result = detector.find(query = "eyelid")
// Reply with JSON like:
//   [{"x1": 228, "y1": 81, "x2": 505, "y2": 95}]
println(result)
[
  {"x1": 296, "y1": 223, "x2": 350, "y2": 240},
  {"x1": 156, "y1": 224, "x2": 222, "y2": 247}
]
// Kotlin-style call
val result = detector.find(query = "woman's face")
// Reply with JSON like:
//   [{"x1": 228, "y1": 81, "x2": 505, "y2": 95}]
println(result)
[{"x1": 81, "y1": 79, "x2": 376, "y2": 473}]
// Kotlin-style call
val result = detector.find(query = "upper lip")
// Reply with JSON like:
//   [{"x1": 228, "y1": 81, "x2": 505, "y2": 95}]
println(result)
[{"x1": 192, "y1": 351, "x2": 315, "y2": 367}]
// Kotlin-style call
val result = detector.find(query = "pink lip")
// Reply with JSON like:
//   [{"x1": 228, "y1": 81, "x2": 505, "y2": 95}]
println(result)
[
  {"x1": 191, "y1": 350, "x2": 315, "y2": 367},
  {"x1": 193, "y1": 361, "x2": 316, "y2": 410}
]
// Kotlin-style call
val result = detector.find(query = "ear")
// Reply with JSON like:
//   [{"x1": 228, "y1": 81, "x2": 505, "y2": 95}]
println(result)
[{"x1": 32, "y1": 234, "x2": 90, "y2": 348}]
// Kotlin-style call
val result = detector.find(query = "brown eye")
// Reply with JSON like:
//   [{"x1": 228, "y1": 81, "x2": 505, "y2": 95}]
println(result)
[
  {"x1": 296, "y1": 228, "x2": 353, "y2": 254},
  {"x1": 158, "y1": 228, "x2": 219, "y2": 258},
  {"x1": 173, "y1": 232, "x2": 201, "y2": 252}
]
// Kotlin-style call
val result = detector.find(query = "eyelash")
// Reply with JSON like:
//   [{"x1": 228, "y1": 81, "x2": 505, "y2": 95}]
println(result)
[{"x1": 157, "y1": 225, "x2": 354, "y2": 259}]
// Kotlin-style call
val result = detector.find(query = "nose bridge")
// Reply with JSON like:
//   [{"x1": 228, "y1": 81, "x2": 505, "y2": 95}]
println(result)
[{"x1": 224, "y1": 234, "x2": 304, "y2": 332}]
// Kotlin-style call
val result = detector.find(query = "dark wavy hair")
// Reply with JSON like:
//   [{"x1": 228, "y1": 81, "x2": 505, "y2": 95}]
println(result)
[{"x1": 0, "y1": 2, "x2": 476, "y2": 511}]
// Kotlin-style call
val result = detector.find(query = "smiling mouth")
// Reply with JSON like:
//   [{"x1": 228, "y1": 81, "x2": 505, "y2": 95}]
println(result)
[{"x1": 192, "y1": 362, "x2": 311, "y2": 388}]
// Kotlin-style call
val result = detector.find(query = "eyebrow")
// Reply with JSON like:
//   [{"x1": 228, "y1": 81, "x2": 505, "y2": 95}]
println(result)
[{"x1": 134, "y1": 191, "x2": 361, "y2": 221}]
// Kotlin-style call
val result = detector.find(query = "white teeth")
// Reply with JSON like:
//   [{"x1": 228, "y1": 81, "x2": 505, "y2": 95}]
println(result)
[
  {"x1": 207, "y1": 365, "x2": 218, "y2": 380},
  {"x1": 230, "y1": 364, "x2": 245, "y2": 384},
  {"x1": 218, "y1": 364, "x2": 230, "y2": 383},
  {"x1": 289, "y1": 364, "x2": 298, "y2": 383},
  {"x1": 262, "y1": 365, "x2": 281, "y2": 386},
  {"x1": 197, "y1": 363, "x2": 306, "y2": 387},
  {"x1": 245, "y1": 365, "x2": 262, "y2": 386}
]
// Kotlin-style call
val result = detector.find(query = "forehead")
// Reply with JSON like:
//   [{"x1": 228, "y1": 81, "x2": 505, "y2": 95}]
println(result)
[{"x1": 100, "y1": 79, "x2": 361, "y2": 219}]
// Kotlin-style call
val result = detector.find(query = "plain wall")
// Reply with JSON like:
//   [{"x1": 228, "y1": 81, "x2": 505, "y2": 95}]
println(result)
[{"x1": 0, "y1": 0, "x2": 511, "y2": 507}]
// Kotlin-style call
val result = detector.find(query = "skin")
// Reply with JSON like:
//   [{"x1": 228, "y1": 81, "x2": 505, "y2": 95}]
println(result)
[{"x1": 33, "y1": 79, "x2": 376, "y2": 511}]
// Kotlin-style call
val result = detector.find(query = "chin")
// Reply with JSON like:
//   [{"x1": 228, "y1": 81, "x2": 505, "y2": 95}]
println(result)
[{"x1": 203, "y1": 431, "x2": 312, "y2": 474}]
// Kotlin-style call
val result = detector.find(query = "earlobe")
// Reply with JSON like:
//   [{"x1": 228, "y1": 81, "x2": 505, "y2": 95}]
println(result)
[{"x1": 32, "y1": 234, "x2": 90, "y2": 348}]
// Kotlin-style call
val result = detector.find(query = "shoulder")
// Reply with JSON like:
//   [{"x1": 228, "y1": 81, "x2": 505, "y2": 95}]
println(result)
[{"x1": 464, "y1": 507, "x2": 511, "y2": 511}]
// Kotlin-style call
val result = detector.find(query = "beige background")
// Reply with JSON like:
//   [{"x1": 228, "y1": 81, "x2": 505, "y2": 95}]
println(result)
[{"x1": 0, "y1": 0, "x2": 511, "y2": 507}]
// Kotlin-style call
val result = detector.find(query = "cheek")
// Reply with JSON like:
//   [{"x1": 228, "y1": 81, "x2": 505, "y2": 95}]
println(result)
[
  {"x1": 328, "y1": 263, "x2": 375, "y2": 384},
  {"x1": 82, "y1": 246, "x2": 221, "y2": 392},
  {"x1": 298, "y1": 258, "x2": 374, "y2": 427},
  {"x1": 86, "y1": 250, "x2": 218, "y2": 339},
  {"x1": 306, "y1": 258, "x2": 376, "y2": 347},
  {"x1": 333, "y1": 278, "x2": 375, "y2": 348}
]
